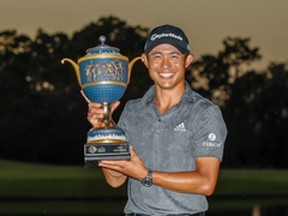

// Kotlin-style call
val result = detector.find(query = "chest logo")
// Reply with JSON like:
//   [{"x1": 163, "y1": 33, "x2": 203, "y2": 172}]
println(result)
[{"x1": 174, "y1": 122, "x2": 186, "y2": 132}]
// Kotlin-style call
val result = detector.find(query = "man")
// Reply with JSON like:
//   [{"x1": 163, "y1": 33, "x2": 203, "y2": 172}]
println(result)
[{"x1": 86, "y1": 24, "x2": 227, "y2": 216}]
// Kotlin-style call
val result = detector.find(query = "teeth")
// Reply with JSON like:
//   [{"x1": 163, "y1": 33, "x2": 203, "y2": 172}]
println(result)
[{"x1": 159, "y1": 73, "x2": 174, "y2": 78}]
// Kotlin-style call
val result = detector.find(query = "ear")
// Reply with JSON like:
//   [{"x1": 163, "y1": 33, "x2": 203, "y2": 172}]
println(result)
[
  {"x1": 185, "y1": 54, "x2": 194, "y2": 68},
  {"x1": 141, "y1": 53, "x2": 149, "y2": 68}
]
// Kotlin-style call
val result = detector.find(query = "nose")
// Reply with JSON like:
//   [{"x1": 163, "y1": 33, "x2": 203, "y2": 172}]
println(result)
[{"x1": 161, "y1": 56, "x2": 172, "y2": 69}]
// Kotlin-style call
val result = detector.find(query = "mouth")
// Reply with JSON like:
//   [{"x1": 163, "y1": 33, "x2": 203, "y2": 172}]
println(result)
[{"x1": 159, "y1": 72, "x2": 174, "y2": 79}]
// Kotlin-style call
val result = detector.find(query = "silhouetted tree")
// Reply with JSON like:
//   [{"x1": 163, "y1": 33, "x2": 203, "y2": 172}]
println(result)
[
  {"x1": 255, "y1": 63, "x2": 288, "y2": 167},
  {"x1": 187, "y1": 37, "x2": 261, "y2": 105}
]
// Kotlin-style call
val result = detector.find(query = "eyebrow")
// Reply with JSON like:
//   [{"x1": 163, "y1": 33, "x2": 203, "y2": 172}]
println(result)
[{"x1": 150, "y1": 50, "x2": 182, "y2": 56}]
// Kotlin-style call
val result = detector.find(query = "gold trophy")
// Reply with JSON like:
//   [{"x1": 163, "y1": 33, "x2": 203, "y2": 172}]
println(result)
[{"x1": 61, "y1": 36, "x2": 141, "y2": 165}]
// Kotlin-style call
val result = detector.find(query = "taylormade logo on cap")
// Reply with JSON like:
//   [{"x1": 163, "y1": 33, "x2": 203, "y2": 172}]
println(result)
[
  {"x1": 150, "y1": 33, "x2": 184, "y2": 42},
  {"x1": 144, "y1": 24, "x2": 191, "y2": 54}
]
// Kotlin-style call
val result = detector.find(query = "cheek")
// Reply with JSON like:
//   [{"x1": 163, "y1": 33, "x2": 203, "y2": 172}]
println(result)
[{"x1": 147, "y1": 61, "x2": 160, "y2": 71}]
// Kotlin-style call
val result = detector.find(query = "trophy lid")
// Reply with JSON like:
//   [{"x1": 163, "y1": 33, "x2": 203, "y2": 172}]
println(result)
[{"x1": 86, "y1": 36, "x2": 120, "y2": 55}]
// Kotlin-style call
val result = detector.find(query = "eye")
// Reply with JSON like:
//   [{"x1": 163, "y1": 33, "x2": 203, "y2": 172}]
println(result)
[
  {"x1": 151, "y1": 53, "x2": 162, "y2": 59},
  {"x1": 171, "y1": 53, "x2": 180, "y2": 59}
]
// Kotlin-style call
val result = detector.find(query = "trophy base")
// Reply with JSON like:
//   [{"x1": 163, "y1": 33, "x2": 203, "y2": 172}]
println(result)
[
  {"x1": 85, "y1": 127, "x2": 130, "y2": 166},
  {"x1": 84, "y1": 142, "x2": 131, "y2": 166}
]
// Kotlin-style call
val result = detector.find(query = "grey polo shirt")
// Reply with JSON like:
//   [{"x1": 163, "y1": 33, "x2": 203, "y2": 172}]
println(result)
[{"x1": 118, "y1": 83, "x2": 227, "y2": 215}]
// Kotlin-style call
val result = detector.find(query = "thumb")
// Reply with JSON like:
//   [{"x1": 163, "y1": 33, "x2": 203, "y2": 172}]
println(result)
[
  {"x1": 112, "y1": 101, "x2": 120, "y2": 112},
  {"x1": 129, "y1": 146, "x2": 137, "y2": 157}
]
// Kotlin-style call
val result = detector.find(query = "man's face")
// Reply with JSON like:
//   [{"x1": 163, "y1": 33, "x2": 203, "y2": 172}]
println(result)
[{"x1": 142, "y1": 44, "x2": 193, "y2": 90}]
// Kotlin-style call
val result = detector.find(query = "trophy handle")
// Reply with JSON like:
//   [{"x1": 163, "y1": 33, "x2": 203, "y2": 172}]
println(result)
[
  {"x1": 61, "y1": 58, "x2": 82, "y2": 86},
  {"x1": 127, "y1": 56, "x2": 143, "y2": 84}
]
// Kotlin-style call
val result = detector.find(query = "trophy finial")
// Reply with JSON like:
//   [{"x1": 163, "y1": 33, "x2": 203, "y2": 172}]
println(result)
[
  {"x1": 99, "y1": 36, "x2": 106, "y2": 45},
  {"x1": 86, "y1": 35, "x2": 119, "y2": 54}
]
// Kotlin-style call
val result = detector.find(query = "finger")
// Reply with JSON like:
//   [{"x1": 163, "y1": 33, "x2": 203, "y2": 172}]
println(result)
[
  {"x1": 88, "y1": 102, "x2": 103, "y2": 111},
  {"x1": 129, "y1": 146, "x2": 137, "y2": 158},
  {"x1": 98, "y1": 160, "x2": 120, "y2": 169}
]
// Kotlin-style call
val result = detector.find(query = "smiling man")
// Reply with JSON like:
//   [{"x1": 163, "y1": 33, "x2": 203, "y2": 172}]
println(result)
[{"x1": 86, "y1": 24, "x2": 227, "y2": 216}]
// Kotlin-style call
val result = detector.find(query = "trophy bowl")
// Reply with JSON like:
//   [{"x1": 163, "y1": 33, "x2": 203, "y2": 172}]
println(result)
[{"x1": 61, "y1": 36, "x2": 141, "y2": 165}]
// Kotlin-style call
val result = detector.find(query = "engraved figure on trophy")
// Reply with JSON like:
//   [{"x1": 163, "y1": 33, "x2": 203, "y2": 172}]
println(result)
[{"x1": 85, "y1": 59, "x2": 125, "y2": 82}]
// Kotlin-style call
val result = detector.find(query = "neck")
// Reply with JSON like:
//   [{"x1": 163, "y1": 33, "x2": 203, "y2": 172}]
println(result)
[{"x1": 154, "y1": 83, "x2": 185, "y2": 114}]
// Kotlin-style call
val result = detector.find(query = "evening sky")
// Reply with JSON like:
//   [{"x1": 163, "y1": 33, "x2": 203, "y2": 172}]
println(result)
[{"x1": 0, "y1": 0, "x2": 287, "y2": 68}]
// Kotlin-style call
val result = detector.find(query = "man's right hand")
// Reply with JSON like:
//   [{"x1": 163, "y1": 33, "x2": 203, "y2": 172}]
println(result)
[{"x1": 80, "y1": 90, "x2": 120, "y2": 127}]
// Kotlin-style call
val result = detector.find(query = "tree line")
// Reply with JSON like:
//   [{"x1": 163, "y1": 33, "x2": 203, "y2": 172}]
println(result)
[{"x1": 0, "y1": 16, "x2": 287, "y2": 167}]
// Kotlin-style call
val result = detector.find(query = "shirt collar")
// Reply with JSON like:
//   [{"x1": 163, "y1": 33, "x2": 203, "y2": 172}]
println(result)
[{"x1": 141, "y1": 81, "x2": 195, "y2": 105}]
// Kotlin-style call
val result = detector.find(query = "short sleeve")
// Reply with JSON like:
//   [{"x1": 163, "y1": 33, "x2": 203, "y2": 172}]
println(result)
[{"x1": 191, "y1": 105, "x2": 227, "y2": 161}]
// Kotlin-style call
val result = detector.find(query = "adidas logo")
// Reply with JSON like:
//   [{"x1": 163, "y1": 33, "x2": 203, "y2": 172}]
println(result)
[{"x1": 174, "y1": 122, "x2": 186, "y2": 132}]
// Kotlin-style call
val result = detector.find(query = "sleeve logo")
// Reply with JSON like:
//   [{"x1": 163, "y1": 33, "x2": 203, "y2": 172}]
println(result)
[{"x1": 208, "y1": 133, "x2": 216, "y2": 141}]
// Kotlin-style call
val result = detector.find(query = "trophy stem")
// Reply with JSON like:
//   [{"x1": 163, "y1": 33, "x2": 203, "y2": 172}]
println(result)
[{"x1": 101, "y1": 102, "x2": 116, "y2": 128}]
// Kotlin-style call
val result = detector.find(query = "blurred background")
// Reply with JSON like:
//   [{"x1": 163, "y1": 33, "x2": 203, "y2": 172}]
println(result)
[{"x1": 0, "y1": 0, "x2": 287, "y2": 215}]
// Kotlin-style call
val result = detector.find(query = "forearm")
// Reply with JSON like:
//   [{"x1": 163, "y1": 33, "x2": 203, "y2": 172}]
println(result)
[
  {"x1": 152, "y1": 170, "x2": 218, "y2": 195},
  {"x1": 152, "y1": 158, "x2": 220, "y2": 196},
  {"x1": 101, "y1": 167, "x2": 127, "y2": 188}
]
